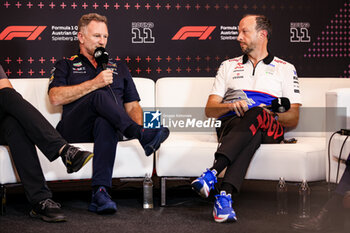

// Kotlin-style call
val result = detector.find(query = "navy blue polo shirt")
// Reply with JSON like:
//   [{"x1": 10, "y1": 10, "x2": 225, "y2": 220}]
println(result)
[{"x1": 49, "y1": 54, "x2": 140, "y2": 116}]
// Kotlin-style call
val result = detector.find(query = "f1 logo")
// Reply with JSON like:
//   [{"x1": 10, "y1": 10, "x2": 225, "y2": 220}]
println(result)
[
  {"x1": 172, "y1": 26, "x2": 216, "y2": 40},
  {"x1": 0, "y1": 26, "x2": 46, "y2": 40},
  {"x1": 143, "y1": 110, "x2": 161, "y2": 129}
]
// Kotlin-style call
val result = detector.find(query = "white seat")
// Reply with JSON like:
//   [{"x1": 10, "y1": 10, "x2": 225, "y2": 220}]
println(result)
[
  {"x1": 326, "y1": 88, "x2": 350, "y2": 183},
  {"x1": 155, "y1": 77, "x2": 350, "y2": 205},
  {"x1": 0, "y1": 77, "x2": 155, "y2": 183}
]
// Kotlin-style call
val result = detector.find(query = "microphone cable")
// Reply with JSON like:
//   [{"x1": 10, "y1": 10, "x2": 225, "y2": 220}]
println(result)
[
  {"x1": 327, "y1": 130, "x2": 349, "y2": 193},
  {"x1": 335, "y1": 135, "x2": 349, "y2": 184},
  {"x1": 103, "y1": 62, "x2": 119, "y2": 106},
  {"x1": 107, "y1": 82, "x2": 118, "y2": 105},
  {"x1": 328, "y1": 131, "x2": 339, "y2": 192}
]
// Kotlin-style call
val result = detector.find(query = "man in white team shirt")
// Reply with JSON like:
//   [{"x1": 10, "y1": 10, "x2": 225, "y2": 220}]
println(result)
[{"x1": 191, "y1": 14, "x2": 302, "y2": 223}]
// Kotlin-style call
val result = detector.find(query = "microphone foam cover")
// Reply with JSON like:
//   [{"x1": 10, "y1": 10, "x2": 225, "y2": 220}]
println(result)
[
  {"x1": 94, "y1": 47, "x2": 109, "y2": 67},
  {"x1": 271, "y1": 97, "x2": 291, "y2": 113}
]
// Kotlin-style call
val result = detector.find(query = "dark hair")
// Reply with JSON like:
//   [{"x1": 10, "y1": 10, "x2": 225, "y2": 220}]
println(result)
[
  {"x1": 255, "y1": 15, "x2": 272, "y2": 40},
  {"x1": 78, "y1": 13, "x2": 108, "y2": 32},
  {"x1": 243, "y1": 14, "x2": 272, "y2": 40}
]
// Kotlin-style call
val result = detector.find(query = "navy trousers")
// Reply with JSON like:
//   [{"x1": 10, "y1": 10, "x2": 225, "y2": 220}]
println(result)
[
  {"x1": 56, "y1": 88, "x2": 137, "y2": 188},
  {"x1": 0, "y1": 88, "x2": 67, "y2": 204},
  {"x1": 216, "y1": 107, "x2": 284, "y2": 192}
]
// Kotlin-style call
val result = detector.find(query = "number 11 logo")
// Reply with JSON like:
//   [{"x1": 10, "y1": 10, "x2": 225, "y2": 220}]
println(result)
[
  {"x1": 132, "y1": 28, "x2": 155, "y2": 43},
  {"x1": 290, "y1": 27, "x2": 311, "y2": 42}
]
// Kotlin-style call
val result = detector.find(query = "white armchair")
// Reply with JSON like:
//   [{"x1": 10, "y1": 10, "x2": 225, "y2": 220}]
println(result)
[{"x1": 326, "y1": 88, "x2": 350, "y2": 183}]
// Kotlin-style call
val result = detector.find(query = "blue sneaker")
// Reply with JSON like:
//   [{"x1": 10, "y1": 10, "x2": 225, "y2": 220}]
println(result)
[
  {"x1": 88, "y1": 186, "x2": 117, "y2": 214},
  {"x1": 191, "y1": 169, "x2": 217, "y2": 198},
  {"x1": 213, "y1": 191, "x2": 237, "y2": 223}
]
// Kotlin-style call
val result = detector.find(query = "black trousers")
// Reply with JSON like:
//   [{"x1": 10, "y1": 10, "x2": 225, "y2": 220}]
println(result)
[
  {"x1": 335, "y1": 163, "x2": 350, "y2": 195},
  {"x1": 216, "y1": 107, "x2": 284, "y2": 193},
  {"x1": 56, "y1": 88, "x2": 137, "y2": 188},
  {"x1": 0, "y1": 88, "x2": 67, "y2": 204}
]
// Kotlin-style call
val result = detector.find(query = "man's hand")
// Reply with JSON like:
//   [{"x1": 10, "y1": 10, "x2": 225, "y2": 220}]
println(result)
[
  {"x1": 258, "y1": 103, "x2": 273, "y2": 115},
  {"x1": 94, "y1": 69, "x2": 113, "y2": 88},
  {"x1": 228, "y1": 100, "x2": 249, "y2": 117},
  {"x1": 205, "y1": 95, "x2": 249, "y2": 118},
  {"x1": 257, "y1": 103, "x2": 300, "y2": 128}
]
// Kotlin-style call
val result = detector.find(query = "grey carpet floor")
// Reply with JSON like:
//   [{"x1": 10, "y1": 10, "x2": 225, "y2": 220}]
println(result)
[{"x1": 0, "y1": 179, "x2": 348, "y2": 233}]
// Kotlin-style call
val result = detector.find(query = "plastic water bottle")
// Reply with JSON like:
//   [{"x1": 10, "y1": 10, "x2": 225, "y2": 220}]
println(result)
[
  {"x1": 276, "y1": 177, "x2": 288, "y2": 215},
  {"x1": 143, "y1": 173, "x2": 153, "y2": 209},
  {"x1": 298, "y1": 180, "x2": 310, "y2": 218}
]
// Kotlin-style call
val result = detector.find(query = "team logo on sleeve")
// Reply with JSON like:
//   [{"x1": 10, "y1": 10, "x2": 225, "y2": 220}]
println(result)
[
  {"x1": 107, "y1": 62, "x2": 118, "y2": 75},
  {"x1": 50, "y1": 67, "x2": 56, "y2": 75},
  {"x1": 48, "y1": 67, "x2": 56, "y2": 84},
  {"x1": 68, "y1": 55, "x2": 78, "y2": 60},
  {"x1": 72, "y1": 62, "x2": 86, "y2": 74},
  {"x1": 73, "y1": 62, "x2": 82, "y2": 67},
  {"x1": 293, "y1": 75, "x2": 300, "y2": 93}
]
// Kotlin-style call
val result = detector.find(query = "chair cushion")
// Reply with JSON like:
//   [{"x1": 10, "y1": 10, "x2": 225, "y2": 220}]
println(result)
[{"x1": 156, "y1": 132, "x2": 326, "y2": 182}]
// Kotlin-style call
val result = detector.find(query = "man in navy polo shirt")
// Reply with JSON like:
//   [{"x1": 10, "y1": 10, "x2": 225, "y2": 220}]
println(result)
[{"x1": 48, "y1": 13, "x2": 169, "y2": 214}]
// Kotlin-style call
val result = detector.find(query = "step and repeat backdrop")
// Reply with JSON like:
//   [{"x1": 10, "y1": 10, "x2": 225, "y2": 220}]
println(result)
[{"x1": 0, "y1": 0, "x2": 349, "y2": 80}]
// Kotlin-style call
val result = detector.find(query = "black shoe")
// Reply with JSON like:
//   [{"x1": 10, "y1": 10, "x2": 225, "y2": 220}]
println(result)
[
  {"x1": 139, "y1": 127, "x2": 170, "y2": 156},
  {"x1": 30, "y1": 199, "x2": 66, "y2": 222},
  {"x1": 291, "y1": 208, "x2": 336, "y2": 231},
  {"x1": 61, "y1": 145, "x2": 94, "y2": 173}
]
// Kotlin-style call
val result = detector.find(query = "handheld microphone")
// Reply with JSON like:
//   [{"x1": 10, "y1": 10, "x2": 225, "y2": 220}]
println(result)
[
  {"x1": 93, "y1": 47, "x2": 119, "y2": 105},
  {"x1": 94, "y1": 47, "x2": 109, "y2": 70},
  {"x1": 265, "y1": 97, "x2": 290, "y2": 113}
]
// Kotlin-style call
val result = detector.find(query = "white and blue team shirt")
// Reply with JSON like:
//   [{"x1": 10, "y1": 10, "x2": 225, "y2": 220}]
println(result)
[{"x1": 210, "y1": 54, "x2": 302, "y2": 119}]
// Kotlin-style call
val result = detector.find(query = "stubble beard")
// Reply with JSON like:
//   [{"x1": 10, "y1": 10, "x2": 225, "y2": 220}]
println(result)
[{"x1": 240, "y1": 43, "x2": 253, "y2": 55}]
